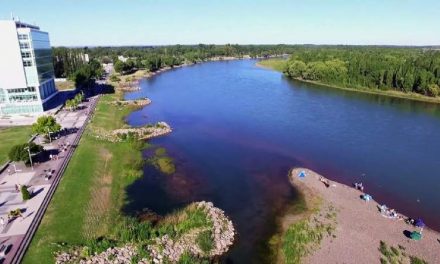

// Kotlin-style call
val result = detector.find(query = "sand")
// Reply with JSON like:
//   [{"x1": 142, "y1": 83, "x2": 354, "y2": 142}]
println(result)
[{"x1": 287, "y1": 168, "x2": 440, "y2": 264}]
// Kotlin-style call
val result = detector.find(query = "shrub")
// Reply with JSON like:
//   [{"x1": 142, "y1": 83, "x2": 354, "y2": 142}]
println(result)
[
  {"x1": 410, "y1": 256, "x2": 428, "y2": 264},
  {"x1": 427, "y1": 84, "x2": 439, "y2": 97},
  {"x1": 196, "y1": 230, "x2": 213, "y2": 253},
  {"x1": 109, "y1": 74, "x2": 121, "y2": 82},
  {"x1": 21, "y1": 185, "x2": 31, "y2": 200}
]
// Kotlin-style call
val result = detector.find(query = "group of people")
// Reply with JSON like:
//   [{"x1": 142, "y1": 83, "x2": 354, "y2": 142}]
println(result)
[
  {"x1": 49, "y1": 153, "x2": 59, "y2": 161},
  {"x1": 354, "y1": 182, "x2": 364, "y2": 191},
  {"x1": 58, "y1": 141, "x2": 70, "y2": 152},
  {"x1": 378, "y1": 204, "x2": 403, "y2": 220}
]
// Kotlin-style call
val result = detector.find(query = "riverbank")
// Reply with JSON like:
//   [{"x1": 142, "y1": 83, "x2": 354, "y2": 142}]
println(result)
[
  {"x1": 257, "y1": 59, "x2": 440, "y2": 105},
  {"x1": 23, "y1": 93, "x2": 149, "y2": 263},
  {"x1": 281, "y1": 168, "x2": 440, "y2": 264},
  {"x1": 112, "y1": 55, "x2": 277, "y2": 90},
  {"x1": 24, "y1": 74, "x2": 236, "y2": 262}
]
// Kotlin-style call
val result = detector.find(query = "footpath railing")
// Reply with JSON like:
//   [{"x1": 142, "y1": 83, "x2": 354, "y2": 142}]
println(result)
[{"x1": 10, "y1": 95, "x2": 100, "y2": 264}]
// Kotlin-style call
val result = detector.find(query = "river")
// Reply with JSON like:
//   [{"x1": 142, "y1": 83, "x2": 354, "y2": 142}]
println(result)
[{"x1": 124, "y1": 59, "x2": 440, "y2": 263}]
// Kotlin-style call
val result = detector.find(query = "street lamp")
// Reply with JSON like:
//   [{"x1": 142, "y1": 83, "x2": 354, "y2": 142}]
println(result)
[
  {"x1": 46, "y1": 128, "x2": 52, "y2": 143},
  {"x1": 24, "y1": 146, "x2": 33, "y2": 170}
]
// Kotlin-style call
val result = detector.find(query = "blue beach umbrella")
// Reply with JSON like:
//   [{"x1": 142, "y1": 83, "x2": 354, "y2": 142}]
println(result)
[{"x1": 298, "y1": 170, "x2": 306, "y2": 178}]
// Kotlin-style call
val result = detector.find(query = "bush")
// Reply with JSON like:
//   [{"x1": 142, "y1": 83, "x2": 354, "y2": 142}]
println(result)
[
  {"x1": 196, "y1": 230, "x2": 213, "y2": 253},
  {"x1": 410, "y1": 256, "x2": 428, "y2": 264},
  {"x1": 21, "y1": 185, "x2": 31, "y2": 200},
  {"x1": 427, "y1": 84, "x2": 439, "y2": 97},
  {"x1": 109, "y1": 74, "x2": 120, "y2": 82}
]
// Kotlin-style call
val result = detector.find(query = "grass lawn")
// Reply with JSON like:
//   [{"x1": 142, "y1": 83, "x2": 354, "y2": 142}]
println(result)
[
  {"x1": 0, "y1": 126, "x2": 33, "y2": 165},
  {"x1": 55, "y1": 80, "x2": 76, "y2": 91},
  {"x1": 23, "y1": 93, "x2": 146, "y2": 263},
  {"x1": 257, "y1": 58, "x2": 287, "y2": 72}
]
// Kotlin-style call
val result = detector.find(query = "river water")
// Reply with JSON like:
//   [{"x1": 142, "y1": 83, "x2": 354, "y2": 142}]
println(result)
[{"x1": 125, "y1": 59, "x2": 440, "y2": 263}]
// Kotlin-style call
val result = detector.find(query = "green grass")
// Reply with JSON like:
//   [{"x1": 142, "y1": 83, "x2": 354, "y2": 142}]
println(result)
[
  {"x1": 282, "y1": 219, "x2": 326, "y2": 264},
  {"x1": 378, "y1": 240, "x2": 428, "y2": 264},
  {"x1": 196, "y1": 230, "x2": 214, "y2": 253},
  {"x1": 257, "y1": 59, "x2": 287, "y2": 72},
  {"x1": 23, "y1": 94, "x2": 146, "y2": 263},
  {"x1": 0, "y1": 126, "x2": 32, "y2": 165},
  {"x1": 410, "y1": 256, "x2": 428, "y2": 264},
  {"x1": 23, "y1": 92, "x2": 216, "y2": 263},
  {"x1": 159, "y1": 205, "x2": 211, "y2": 239}
]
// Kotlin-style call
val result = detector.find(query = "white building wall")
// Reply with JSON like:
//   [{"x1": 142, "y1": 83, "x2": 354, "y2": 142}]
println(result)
[{"x1": 0, "y1": 21, "x2": 27, "y2": 89}]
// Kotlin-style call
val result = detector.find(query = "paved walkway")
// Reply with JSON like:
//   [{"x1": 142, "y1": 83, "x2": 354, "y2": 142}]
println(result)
[{"x1": 0, "y1": 95, "x2": 99, "y2": 264}]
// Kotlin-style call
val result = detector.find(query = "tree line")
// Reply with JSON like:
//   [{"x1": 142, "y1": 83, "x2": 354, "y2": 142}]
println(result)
[
  {"x1": 52, "y1": 45, "x2": 440, "y2": 97},
  {"x1": 54, "y1": 44, "x2": 294, "y2": 75},
  {"x1": 283, "y1": 46, "x2": 440, "y2": 97}
]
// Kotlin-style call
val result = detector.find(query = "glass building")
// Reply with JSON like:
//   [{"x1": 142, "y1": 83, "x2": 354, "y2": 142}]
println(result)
[{"x1": 0, "y1": 19, "x2": 57, "y2": 115}]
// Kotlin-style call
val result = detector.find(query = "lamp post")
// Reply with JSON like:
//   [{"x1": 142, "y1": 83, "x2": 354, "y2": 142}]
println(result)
[
  {"x1": 46, "y1": 128, "x2": 52, "y2": 143},
  {"x1": 24, "y1": 146, "x2": 33, "y2": 170}
]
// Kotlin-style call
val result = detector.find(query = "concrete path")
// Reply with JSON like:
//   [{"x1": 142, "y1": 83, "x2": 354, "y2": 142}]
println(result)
[{"x1": 0, "y1": 95, "x2": 99, "y2": 264}]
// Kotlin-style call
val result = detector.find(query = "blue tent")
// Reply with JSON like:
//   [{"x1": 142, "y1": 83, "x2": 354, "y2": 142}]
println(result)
[
  {"x1": 415, "y1": 218, "x2": 425, "y2": 228},
  {"x1": 298, "y1": 170, "x2": 306, "y2": 178}
]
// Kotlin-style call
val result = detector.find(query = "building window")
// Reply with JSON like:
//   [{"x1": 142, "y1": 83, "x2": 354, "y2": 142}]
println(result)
[
  {"x1": 20, "y1": 42, "x2": 30, "y2": 49},
  {"x1": 18, "y1": 34, "x2": 28, "y2": 40},
  {"x1": 23, "y1": 60, "x2": 33, "y2": 67},
  {"x1": 21, "y1": 51, "x2": 32, "y2": 58}
]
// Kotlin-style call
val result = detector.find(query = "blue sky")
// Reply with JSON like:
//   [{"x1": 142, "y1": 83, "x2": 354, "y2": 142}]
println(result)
[{"x1": 1, "y1": 0, "x2": 439, "y2": 46}]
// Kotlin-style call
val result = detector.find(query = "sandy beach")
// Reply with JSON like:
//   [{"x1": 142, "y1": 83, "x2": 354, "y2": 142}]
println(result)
[{"x1": 287, "y1": 168, "x2": 440, "y2": 264}]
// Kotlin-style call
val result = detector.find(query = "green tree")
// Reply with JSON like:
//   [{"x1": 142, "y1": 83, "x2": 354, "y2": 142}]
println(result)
[
  {"x1": 32, "y1": 116, "x2": 61, "y2": 136},
  {"x1": 114, "y1": 60, "x2": 126, "y2": 73},
  {"x1": 8, "y1": 142, "x2": 43, "y2": 164},
  {"x1": 287, "y1": 60, "x2": 307, "y2": 78}
]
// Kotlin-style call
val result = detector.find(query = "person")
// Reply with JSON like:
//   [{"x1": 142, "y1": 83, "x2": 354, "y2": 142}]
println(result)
[{"x1": 0, "y1": 217, "x2": 4, "y2": 228}]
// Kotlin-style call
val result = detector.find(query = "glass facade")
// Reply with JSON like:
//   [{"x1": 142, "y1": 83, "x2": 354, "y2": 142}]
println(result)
[
  {"x1": 30, "y1": 31, "x2": 54, "y2": 84},
  {"x1": 0, "y1": 22, "x2": 56, "y2": 116},
  {"x1": 0, "y1": 104, "x2": 43, "y2": 115}
]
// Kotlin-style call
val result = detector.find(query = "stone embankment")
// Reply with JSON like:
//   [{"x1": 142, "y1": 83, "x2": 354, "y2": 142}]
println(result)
[
  {"x1": 90, "y1": 122, "x2": 171, "y2": 142},
  {"x1": 112, "y1": 98, "x2": 151, "y2": 107},
  {"x1": 112, "y1": 121, "x2": 172, "y2": 140},
  {"x1": 55, "y1": 202, "x2": 235, "y2": 264},
  {"x1": 118, "y1": 82, "x2": 141, "y2": 91},
  {"x1": 56, "y1": 245, "x2": 139, "y2": 264},
  {"x1": 148, "y1": 201, "x2": 235, "y2": 263}
]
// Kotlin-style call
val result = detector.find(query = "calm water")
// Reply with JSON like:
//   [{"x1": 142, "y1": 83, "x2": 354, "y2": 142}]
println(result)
[{"x1": 125, "y1": 60, "x2": 440, "y2": 263}]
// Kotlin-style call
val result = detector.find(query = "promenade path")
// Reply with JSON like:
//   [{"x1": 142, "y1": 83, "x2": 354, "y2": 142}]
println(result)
[{"x1": 0, "y1": 95, "x2": 99, "y2": 264}]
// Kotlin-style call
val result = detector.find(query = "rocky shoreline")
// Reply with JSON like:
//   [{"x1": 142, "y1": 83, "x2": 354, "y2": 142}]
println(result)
[
  {"x1": 148, "y1": 201, "x2": 235, "y2": 263},
  {"x1": 112, "y1": 121, "x2": 172, "y2": 141},
  {"x1": 55, "y1": 202, "x2": 236, "y2": 264}
]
